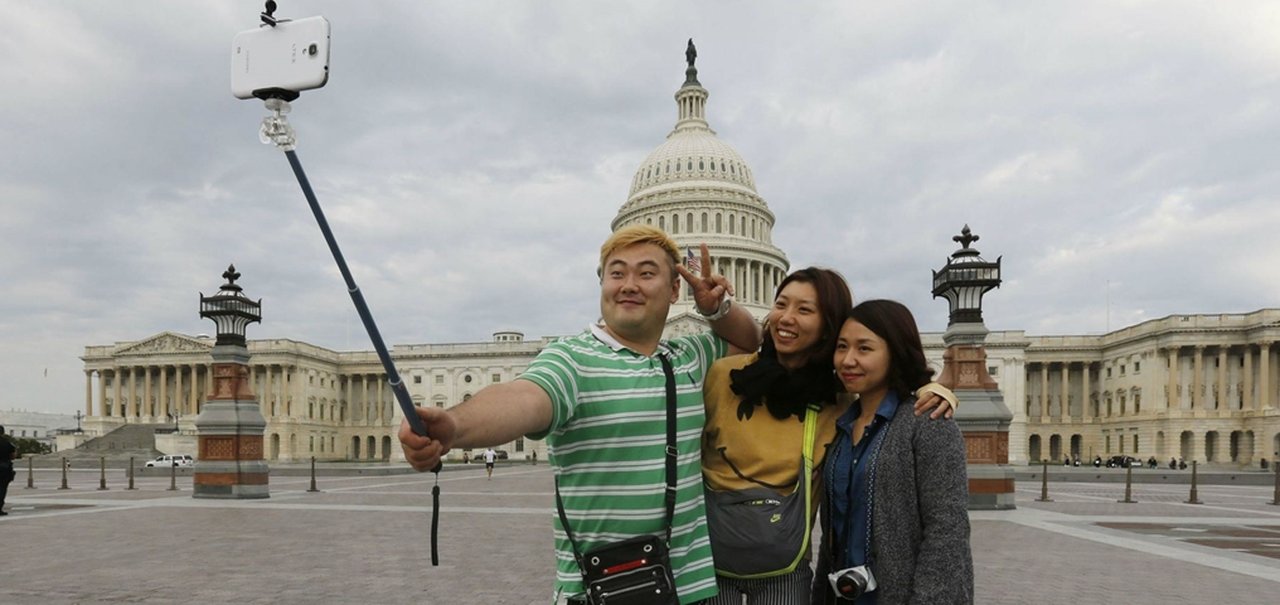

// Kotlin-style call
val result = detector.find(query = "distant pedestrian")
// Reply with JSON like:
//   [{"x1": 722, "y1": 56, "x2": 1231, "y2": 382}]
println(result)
[
  {"x1": 1147, "y1": 456, "x2": 1157, "y2": 469},
  {"x1": 1093, "y1": 455, "x2": 1102, "y2": 468},
  {"x1": 483, "y1": 448, "x2": 497, "y2": 479},
  {"x1": 1261, "y1": 458, "x2": 1269, "y2": 471},
  {"x1": 0, "y1": 425, "x2": 16, "y2": 516},
  {"x1": 1169, "y1": 457, "x2": 1177, "y2": 470},
  {"x1": 1178, "y1": 458, "x2": 1187, "y2": 470},
  {"x1": 531, "y1": 450, "x2": 537, "y2": 465}
]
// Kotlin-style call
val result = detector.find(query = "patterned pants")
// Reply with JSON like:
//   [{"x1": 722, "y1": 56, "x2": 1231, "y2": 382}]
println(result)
[{"x1": 705, "y1": 566, "x2": 814, "y2": 605}]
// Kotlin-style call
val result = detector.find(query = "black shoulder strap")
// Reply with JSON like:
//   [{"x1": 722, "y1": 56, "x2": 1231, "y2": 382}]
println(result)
[
  {"x1": 658, "y1": 353, "x2": 678, "y2": 545},
  {"x1": 554, "y1": 352, "x2": 681, "y2": 562}
]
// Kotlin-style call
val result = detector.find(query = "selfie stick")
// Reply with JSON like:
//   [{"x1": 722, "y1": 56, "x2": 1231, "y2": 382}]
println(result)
[
  {"x1": 260, "y1": 97, "x2": 441, "y2": 565},
  {"x1": 260, "y1": 99, "x2": 431, "y2": 441}
]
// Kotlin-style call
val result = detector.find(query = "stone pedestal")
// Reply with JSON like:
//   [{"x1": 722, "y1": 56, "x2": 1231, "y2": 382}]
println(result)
[
  {"x1": 54, "y1": 432, "x2": 92, "y2": 453},
  {"x1": 193, "y1": 344, "x2": 269, "y2": 499},
  {"x1": 939, "y1": 326, "x2": 1016, "y2": 510}
]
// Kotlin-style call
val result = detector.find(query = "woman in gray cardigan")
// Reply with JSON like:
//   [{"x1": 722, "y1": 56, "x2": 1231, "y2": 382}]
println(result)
[{"x1": 812, "y1": 300, "x2": 973, "y2": 604}]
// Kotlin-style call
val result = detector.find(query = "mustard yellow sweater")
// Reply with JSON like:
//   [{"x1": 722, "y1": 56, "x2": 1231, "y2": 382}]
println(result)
[{"x1": 701, "y1": 353, "x2": 846, "y2": 497}]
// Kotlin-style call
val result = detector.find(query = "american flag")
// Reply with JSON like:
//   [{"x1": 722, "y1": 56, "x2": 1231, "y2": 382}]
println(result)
[{"x1": 686, "y1": 247, "x2": 700, "y2": 273}]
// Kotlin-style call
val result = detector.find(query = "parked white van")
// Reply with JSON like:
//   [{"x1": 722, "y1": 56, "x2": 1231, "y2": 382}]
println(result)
[{"x1": 145, "y1": 454, "x2": 194, "y2": 468}]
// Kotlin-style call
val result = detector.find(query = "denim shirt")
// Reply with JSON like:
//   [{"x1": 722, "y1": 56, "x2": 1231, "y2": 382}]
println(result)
[{"x1": 825, "y1": 391, "x2": 900, "y2": 604}]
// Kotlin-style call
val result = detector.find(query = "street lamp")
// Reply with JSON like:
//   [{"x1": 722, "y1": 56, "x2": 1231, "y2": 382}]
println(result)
[
  {"x1": 932, "y1": 224, "x2": 1015, "y2": 510},
  {"x1": 193, "y1": 264, "x2": 269, "y2": 499}
]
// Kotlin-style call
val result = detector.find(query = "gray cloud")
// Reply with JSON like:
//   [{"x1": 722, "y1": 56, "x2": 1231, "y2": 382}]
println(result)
[{"x1": 2, "y1": 0, "x2": 1277, "y2": 414}]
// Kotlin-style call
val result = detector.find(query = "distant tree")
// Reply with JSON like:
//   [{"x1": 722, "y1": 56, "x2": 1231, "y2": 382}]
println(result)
[{"x1": 11, "y1": 437, "x2": 52, "y2": 456}]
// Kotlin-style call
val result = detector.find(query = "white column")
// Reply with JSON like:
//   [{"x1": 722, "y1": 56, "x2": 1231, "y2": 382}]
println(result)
[
  {"x1": 159, "y1": 366, "x2": 169, "y2": 419},
  {"x1": 1081, "y1": 363, "x2": 1091, "y2": 422},
  {"x1": 113, "y1": 368, "x2": 122, "y2": 417},
  {"x1": 289, "y1": 366, "x2": 299, "y2": 418},
  {"x1": 265, "y1": 365, "x2": 275, "y2": 417},
  {"x1": 176, "y1": 365, "x2": 186, "y2": 416},
  {"x1": 344, "y1": 375, "x2": 352, "y2": 424},
  {"x1": 360, "y1": 374, "x2": 369, "y2": 423},
  {"x1": 128, "y1": 367, "x2": 137, "y2": 418},
  {"x1": 1217, "y1": 348, "x2": 1227, "y2": 410},
  {"x1": 1060, "y1": 364, "x2": 1070, "y2": 419},
  {"x1": 1192, "y1": 346, "x2": 1204, "y2": 411},
  {"x1": 1039, "y1": 364, "x2": 1049, "y2": 420},
  {"x1": 1261, "y1": 343, "x2": 1272, "y2": 410},
  {"x1": 97, "y1": 370, "x2": 108, "y2": 417},
  {"x1": 188, "y1": 364, "x2": 198, "y2": 415},
  {"x1": 84, "y1": 371, "x2": 94, "y2": 417},
  {"x1": 1167, "y1": 348, "x2": 1179, "y2": 410},
  {"x1": 377, "y1": 375, "x2": 386, "y2": 425},
  {"x1": 1244, "y1": 345, "x2": 1255, "y2": 411},
  {"x1": 143, "y1": 366, "x2": 153, "y2": 418}
]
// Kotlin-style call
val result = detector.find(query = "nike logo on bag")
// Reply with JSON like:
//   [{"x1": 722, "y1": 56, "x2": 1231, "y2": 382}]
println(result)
[{"x1": 770, "y1": 514, "x2": 782, "y2": 523}]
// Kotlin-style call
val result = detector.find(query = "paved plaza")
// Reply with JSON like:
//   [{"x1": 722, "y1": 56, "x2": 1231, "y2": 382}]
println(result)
[{"x1": 2, "y1": 462, "x2": 1279, "y2": 604}]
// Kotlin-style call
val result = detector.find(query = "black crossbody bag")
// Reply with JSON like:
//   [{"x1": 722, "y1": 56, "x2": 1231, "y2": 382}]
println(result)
[{"x1": 554, "y1": 354, "x2": 681, "y2": 605}]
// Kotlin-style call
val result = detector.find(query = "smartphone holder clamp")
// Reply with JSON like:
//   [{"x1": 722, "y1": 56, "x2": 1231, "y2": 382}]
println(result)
[{"x1": 260, "y1": 0, "x2": 284, "y2": 27}]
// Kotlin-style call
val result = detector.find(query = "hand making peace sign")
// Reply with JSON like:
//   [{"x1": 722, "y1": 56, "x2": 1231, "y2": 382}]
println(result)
[{"x1": 674, "y1": 243, "x2": 735, "y2": 315}]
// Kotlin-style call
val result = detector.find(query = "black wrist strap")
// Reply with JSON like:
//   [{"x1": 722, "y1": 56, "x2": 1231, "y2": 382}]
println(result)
[{"x1": 555, "y1": 352, "x2": 680, "y2": 564}]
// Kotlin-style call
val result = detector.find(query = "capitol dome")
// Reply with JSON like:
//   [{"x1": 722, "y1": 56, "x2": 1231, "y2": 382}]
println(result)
[
  {"x1": 627, "y1": 128, "x2": 758, "y2": 197},
  {"x1": 612, "y1": 41, "x2": 789, "y2": 329}
]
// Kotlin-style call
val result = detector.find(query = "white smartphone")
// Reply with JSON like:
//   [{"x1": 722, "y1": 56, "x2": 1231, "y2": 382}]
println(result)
[{"x1": 231, "y1": 16, "x2": 331, "y2": 100}]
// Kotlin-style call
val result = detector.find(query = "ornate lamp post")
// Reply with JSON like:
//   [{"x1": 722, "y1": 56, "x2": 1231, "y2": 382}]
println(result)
[
  {"x1": 932, "y1": 226, "x2": 1016, "y2": 510},
  {"x1": 192, "y1": 265, "x2": 269, "y2": 499}
]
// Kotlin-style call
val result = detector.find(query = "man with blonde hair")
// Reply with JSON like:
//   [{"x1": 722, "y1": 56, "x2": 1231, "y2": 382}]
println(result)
[{"x1": 400, "y1": 225, "x2": 759, "y2": 604}]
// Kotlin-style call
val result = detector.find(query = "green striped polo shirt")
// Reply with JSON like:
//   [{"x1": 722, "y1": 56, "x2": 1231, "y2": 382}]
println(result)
[{"x1": 521, "y1": 324, "x2": 728, "y2": 604}]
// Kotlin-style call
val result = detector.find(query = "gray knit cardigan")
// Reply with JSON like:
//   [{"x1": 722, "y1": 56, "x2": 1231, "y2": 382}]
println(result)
[{"x1": 812, "y1": 400, "x2": 974, "y2": 604}]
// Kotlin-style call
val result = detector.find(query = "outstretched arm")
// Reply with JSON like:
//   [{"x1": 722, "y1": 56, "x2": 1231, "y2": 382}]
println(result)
[
  {"x1": 675, "y1": 243, "x2": 762, "y2": 355},
  {"x1": 398, "y1": 379, "x2": 553, "y2": 473}
]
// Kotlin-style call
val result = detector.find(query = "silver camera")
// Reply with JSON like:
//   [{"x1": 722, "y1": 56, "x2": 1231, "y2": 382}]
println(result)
[{"x1": 828, "y1": 565, "x2": 877, "y2": 601}]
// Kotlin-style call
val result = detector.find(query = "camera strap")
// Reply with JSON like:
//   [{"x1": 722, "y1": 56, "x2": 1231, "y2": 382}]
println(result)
[{"x1": 555, "y1": 351, "x2": 680, "y2": 566}]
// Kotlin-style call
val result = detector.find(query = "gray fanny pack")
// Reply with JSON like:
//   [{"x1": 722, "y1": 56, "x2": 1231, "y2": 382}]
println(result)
[{"x1": 704, "y1": 404, "x2": 819, "y2": 578}]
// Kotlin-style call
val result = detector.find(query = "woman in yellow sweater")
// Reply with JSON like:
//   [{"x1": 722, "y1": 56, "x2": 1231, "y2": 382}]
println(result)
[{"x1": 701, "y1": 268, "x2": 953, "y2": 605}]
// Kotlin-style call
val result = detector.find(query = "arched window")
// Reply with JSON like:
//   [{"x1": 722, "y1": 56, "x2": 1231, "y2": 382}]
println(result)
[
  {"x1": 659, "y1": 215, "x2": 665, "y2": 230},
  {"x1": 728, "y1": 213, "x2": 735, "y2": 235},
  {"x1": 672, "y1": 214, "x2": 680, "y2": 233},
  {"x1": 715, "y1": 214, "x2": 722, "y2": 233},
  {"x1": 688, "y1": 213, "x2": 694, "y2": 232},
  {"x1": 701, "y1": 213, "x2": 708, "y2": 231}
]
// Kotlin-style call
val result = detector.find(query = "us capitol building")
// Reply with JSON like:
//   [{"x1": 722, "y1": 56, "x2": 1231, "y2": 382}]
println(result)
[{"x1": 77, "y1": 45, "x2": 1280, "y2": 467}]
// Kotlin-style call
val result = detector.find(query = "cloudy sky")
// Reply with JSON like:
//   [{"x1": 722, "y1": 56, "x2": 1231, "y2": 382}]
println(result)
[{"x1": 3, "y1": 1, "x2": 1279, "y2": 416}]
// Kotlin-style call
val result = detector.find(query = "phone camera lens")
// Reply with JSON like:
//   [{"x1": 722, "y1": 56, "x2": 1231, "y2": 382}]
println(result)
[{"x1": 308, "y1": 43, "x2": 318, "y2": 56}]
